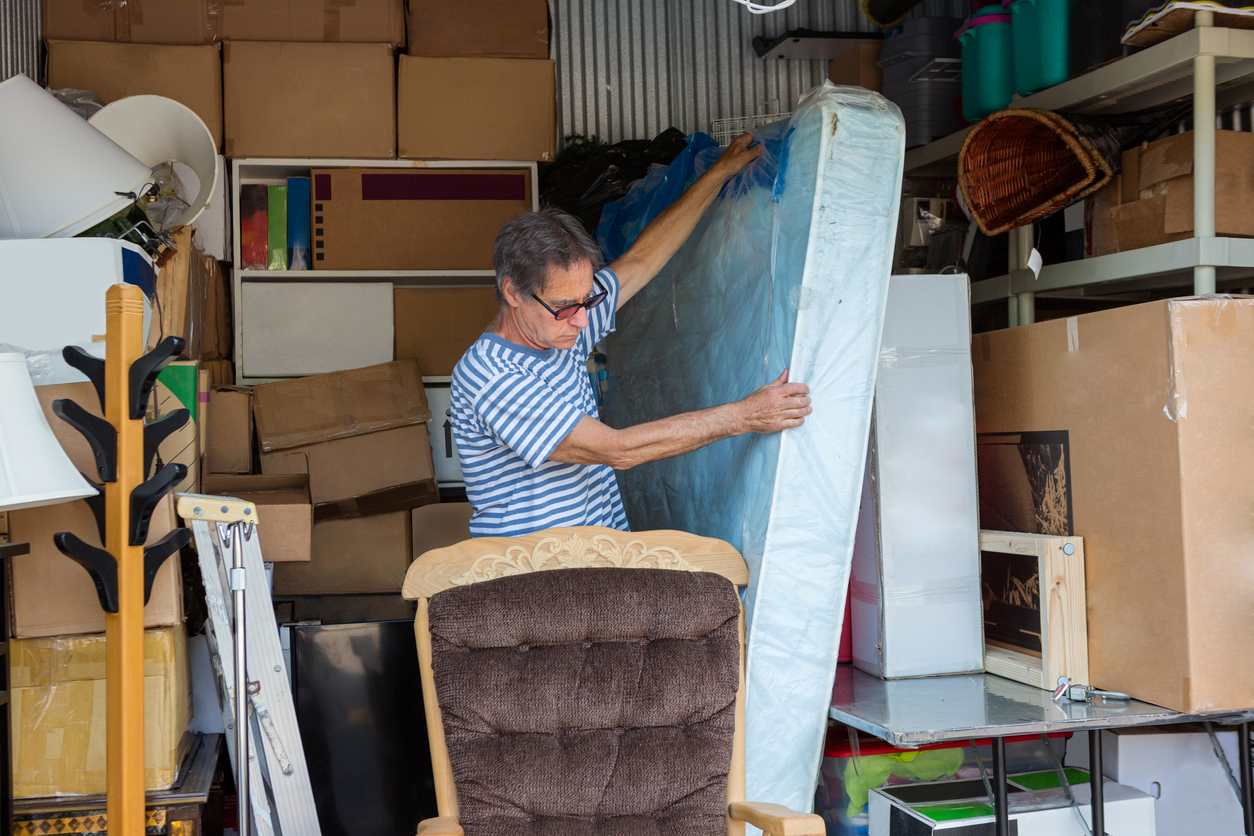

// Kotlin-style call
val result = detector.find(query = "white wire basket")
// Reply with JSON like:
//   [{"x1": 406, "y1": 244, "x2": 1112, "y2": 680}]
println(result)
[{"x1": 710, "y1": 111, "x2": 793, "y2": 145}]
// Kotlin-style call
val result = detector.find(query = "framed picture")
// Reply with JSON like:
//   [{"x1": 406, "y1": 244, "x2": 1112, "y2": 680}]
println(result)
[
  {"x1": 977, "y1": 431, "x2": 1074, "y2": 536},
  {"x1": 980, "y1": 530, "x2": 1089, "y2": 690}
]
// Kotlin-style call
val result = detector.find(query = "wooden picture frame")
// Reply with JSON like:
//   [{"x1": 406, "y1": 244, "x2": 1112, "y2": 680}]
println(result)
[{"x1": 980, "y1": 530, "x2": 1089, "y2": 691}]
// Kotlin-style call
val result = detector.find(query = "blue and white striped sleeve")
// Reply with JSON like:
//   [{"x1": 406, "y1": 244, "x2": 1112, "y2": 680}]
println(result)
[
  {"x1": 474, "y1": 371, "x2": 585, "y2": 469},
  {"x1": 584, "y1": 267, "x2": 621, "y2": 348}
]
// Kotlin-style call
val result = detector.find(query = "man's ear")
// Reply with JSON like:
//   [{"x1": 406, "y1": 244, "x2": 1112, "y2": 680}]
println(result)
[{"x1": 500, "y1": 276, "x2": 523, "y2": 309}]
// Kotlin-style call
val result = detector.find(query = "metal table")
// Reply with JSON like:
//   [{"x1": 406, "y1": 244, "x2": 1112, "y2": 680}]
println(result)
[{"x1": 831, "y1": 667, "x2": 1254, "y2": 835}]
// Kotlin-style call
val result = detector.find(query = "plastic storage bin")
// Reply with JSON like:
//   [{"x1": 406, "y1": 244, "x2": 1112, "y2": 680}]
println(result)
[
  {"x1": 814, "y1": 725, "x2": 1070, "y2": 836},
  {"x1": 880, "y1": 16, "x2": 964, "y2": 148},
  {"x1": 958, "y1": 6, "x2": 1014, "y2": 123},
  {"x1": 1006, "y1": 0, "x2": 1070, "y2": 95}
]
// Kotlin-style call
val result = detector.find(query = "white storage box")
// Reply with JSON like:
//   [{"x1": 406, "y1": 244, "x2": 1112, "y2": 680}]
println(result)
[
  {"x1": 240, "y1": 281, "x2": 392, "y2": 378},
  {"x1": 422, "y1": 376, "x2": 464, "y2": 487},
  {"x1": 851, "y1": 273, "x2": 983, "y2": 679}
]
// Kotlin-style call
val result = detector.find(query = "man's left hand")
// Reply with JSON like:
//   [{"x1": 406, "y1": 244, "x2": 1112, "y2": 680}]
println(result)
[{"x1": 714, "y1": 132, "x2": 764, "y2": 181}]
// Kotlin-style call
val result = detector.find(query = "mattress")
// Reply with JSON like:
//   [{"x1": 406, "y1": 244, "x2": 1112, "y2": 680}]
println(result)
[{"x1": 603, "y1": 83, "x2": 905, "y2": 813}]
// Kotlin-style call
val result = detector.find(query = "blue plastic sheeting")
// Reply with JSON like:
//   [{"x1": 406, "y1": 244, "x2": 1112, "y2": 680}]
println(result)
[{"x1": 602, "y1": 84, "x2": 905, "y2": 814}]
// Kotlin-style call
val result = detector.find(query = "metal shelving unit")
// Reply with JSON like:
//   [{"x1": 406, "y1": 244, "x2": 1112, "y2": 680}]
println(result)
[
  {"x1": 229, "y1": 157, "x2": 538, "y2": 384},
  {"x1": 906, "y1": 14, "x2": 1254, "y2": 323}
]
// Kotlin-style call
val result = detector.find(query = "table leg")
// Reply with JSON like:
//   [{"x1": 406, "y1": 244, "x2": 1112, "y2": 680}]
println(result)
[
  {"x1": 993, "y1": 737, "x2": 1009, "y2": 836},
  {"x1": 1089, "y1": 730, "x2": 1105, "y2": 836},
  {"x1": 1240, "y1": 721, "x2": 1252, "y2": 836}
]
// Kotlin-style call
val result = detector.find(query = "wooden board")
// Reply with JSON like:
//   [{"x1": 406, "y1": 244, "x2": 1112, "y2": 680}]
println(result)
[{"x1": 980, "y1": 530, "x2": 1090, "y2": 691}]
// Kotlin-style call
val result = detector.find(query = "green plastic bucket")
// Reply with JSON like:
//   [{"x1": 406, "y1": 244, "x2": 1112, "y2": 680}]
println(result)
[
  {"x1": 1007, "y1": 0, "x2": 1070, "y2": 95},
  {"x1": 958, "y1": 6, "x2": 1014, "y2": 123}
]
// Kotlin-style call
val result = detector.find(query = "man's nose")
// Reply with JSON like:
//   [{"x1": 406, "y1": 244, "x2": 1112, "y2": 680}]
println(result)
[{"x1": 569, "y1": 306, "x2": 590, "y2": 329}]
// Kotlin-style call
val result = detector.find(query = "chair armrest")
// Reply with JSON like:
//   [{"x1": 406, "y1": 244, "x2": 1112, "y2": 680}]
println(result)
[
  {"x1": 728, "y1": 801, "x2": 826, "y2": 836},
  {"x1": 416, "y1": 816, "x2": 464, "y2": 835}
]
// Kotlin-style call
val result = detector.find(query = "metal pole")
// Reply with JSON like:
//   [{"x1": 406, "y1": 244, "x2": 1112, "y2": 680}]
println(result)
[
  {"x1": 1007, "y1": 227, "x2": 1021, "y2": 327},
  {"x1": 1089, "y1": 730, "x2": 1105, "y2": 836},
  {"x1": 227, "y1": 522, "x2": 250, "y2": 836},
  {"x1": 993, "y1": 737, "x2": 1010, "y2": 836},
  {"x1": 1240, "y1": 721, "x2": 1253, "y2": 835},
  {"x1": 1013, "y1": 226, "x2": 1036, "y2": 325},
  {"x1": 1194, "y1": 9, "x2": 1218, "y2": 295}
]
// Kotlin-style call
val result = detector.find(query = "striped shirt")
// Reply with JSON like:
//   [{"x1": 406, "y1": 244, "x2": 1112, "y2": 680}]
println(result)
[{"x1": 450, "y1": 267, "x2": 629, "y2": 537}]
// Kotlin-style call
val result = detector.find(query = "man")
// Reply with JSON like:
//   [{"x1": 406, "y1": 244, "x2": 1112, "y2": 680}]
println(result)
[{"x1": 450, "y1": 134, "x2": 812, "y2": 537}]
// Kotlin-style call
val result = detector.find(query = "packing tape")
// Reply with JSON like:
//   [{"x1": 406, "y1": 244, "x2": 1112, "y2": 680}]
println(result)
[
  {"x1": 1066, "y1": 316, "x2": 1079, "y2": 353},
  {"x1": 878, "y1": 345, "x2": 968, "y2": 369}
]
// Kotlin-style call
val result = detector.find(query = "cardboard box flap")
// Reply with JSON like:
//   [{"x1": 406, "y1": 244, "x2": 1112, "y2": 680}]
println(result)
[
  {"x1": 253, "y1": 360, "x2": 430, "y2": 452},
  {"x1": 203, "y1": 473, "x2": 310, "y2": 502},
  {"x1": 1137, "y1": 131, "x2": 1254, "y2": 191}
]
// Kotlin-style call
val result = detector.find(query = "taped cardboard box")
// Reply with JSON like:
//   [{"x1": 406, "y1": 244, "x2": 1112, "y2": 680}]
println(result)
[
  {"x1": 394, "y1": 287, "x2": 498, "y2": 376},
  {"x1": 312, "y1": 167, "x2": 532, "y2": 270},
  {"x1": 47, "y1": 41, "x2": 223, "y2": 150},
  {"x1": 206, "y1": 386, "x2": 253, "y2": 474},
  {"x1": 827, "y1": 40, "x2": 882, "y2": 90},
  {"x1": 223, "y1": 41, "x2": 395, "y2": 159},
  {"x1": 219, "y1": 0, "x2": 404, "y2": 45},
  {"x1": 203, "y1": 475, "x2": 311, "y2": 563},
  {"x1": 254, "y1": 361, "x2": 436, "y2": 514},
  {"x1": 398, "y1": 56, "x2": 556, "y2": 161},
  {"x1": 43, "y1": 0, "x2": 220, "y2": 44},
  {"x1": 1089, "y1": 130, "x2": 1254, "y2": 256},
  {"x1": 973, "y1": 297, "x2": 1254, "y2": 712},
  {"x1": 406, "y1": 0, "x2": 549, "y2": 58},
  {"x1": 273, "y1": 511, "x2": 412, "y2": 595},
  {"x1": 11, "y1": 626, "x2": 191, "y2": 798}
]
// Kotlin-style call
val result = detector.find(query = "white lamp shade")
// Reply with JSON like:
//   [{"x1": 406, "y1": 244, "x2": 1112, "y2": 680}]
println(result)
[
  {"x1": 0, "y1": 353, "x2": 95, "y2": 511},
  {"x1": 89, "y1": 95, "x2": 220, "y2": 229},
  {"x1": 0, "y1": 74, "x2": 153, "y2": 240}
]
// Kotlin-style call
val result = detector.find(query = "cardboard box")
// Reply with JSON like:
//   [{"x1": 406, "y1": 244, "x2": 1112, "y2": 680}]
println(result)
[
  {"x1": 973, "y1": 298, "x2": 1254, "y2": 712},
  {"x1": 207, "y1": 386, "x2": 253, "y2": 474},
  {"x1": 273, "y1": 511, "x2": 412, "y2": 594},
  {"x1": 203, "y1": 475, "x2": 312, "y2": 563},
  {"x1": 412, "y1": 502, "x2": 472, "y2": 558},
  {"x1": 8, "y1": 495, "x2": 183, "y2": 639},
  {"x1": 398, "y1": 56, "x2": 555, "y2": 161},
  {"x1": 827, "y1": 40, "x2": 882, "y2": 90},
  {"x1": 223, "y1": 42, "x2": 395, "y2": 159},
  {"x1": 11, "y1": 627, "x2": 191, "y2": 798},
  {"x1": 406, "y1": 0, "x2": 548, "y2": 58},
  {"x1": 219, "y1": 0, "x2": 403, "y2": 44},
  {"x1": 47, "y1": 41, "x2": 223, "y2": 150},
  {"x1": 189, "y1": 254, "x2": 231, "y2": 361},
  {"x1": 239, "y1": 282, "x2": 394, "y2": 378},
  {"x1": 394, "y1": 287, "x2": 498, "y2": 375},
  {"x1": 312, "y1": 167, "x2": 531, "y2": 270},
  {"x1": 43, "y1": 0, "x2": 219, "y2": 44},
  {"x1": 153, "y1": 361, "x2": 202, "y2": 495},
  {"x1": 254, "y1": 361, "x2": 436, "y2": 515},
  {"x1": 1089, "y1": 131, "x2": 1254, "y2": 255}
]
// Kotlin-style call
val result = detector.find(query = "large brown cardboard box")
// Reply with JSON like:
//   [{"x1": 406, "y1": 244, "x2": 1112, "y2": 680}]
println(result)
[
  {"x1": 218, "y1": 0, "x2": 403, "y2": 44},
  {"x1": 312, "y1": 167, "x2": 531, "y2": 270},
  {"x1": 273, "y1": 511, "x2": 412, "y2": 594},
  {"x1": 47, "y1": 41, "x2": 223, "y2": 150},
  {"x1": 254, "y1": 361, "x2": 436, "y2": 515},
  {"x1": 223, "y1": 42, "x2": 395, "y2": 159},
  {"x1": 207, "y1": 386, "x2": 254, "y2": 474},
  {"x1": 203, "y1": 475, "x2": 311, "y2": 563},
  {"x1": 11, "y1": 627, "x2": 190, "y2": 798},
  {"x1": 394, "y1": 287, "x2": 498, "y2": 375},
  {"x1": 827, "y1": 40, "x2": 882, "y2": 91},
  {"x1": 973, "y1": 298, "x2": 1254, "y2": 712},
  {"x1": 411, "y1": 502, "x2": 472, "y2": 558},
  {"x1": 44, "y1": 0, "x2": 219, "y2": 43},
  {"x1": 1089, "y1": 131, "x2": 1254, "y2": 256},
  {"x1": 8, "y1": 495, "x2": 182, "y2": 639},
  {"x1": 398, "y1": 56, "x2": 555, "y2": 161},
  {"x1": 406, "y1": 0, "x2": 548, "y2": 58}
]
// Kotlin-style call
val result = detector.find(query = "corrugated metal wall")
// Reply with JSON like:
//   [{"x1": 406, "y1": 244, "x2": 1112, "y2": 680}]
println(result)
[
  {"x1": 0, "y1": 0, "x2": 40, "y2": 83},
  {"x1": 555, "y1": 0, "x2": 968, "y2": 143}
]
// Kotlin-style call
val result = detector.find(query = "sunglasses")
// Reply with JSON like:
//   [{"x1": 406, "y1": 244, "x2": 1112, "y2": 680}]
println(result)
[{"x1": 532, "y1": 274, "x2": 609, "y2": 321}]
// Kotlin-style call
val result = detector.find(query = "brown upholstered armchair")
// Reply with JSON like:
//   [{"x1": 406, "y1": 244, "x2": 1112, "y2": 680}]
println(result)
[{"x1": 400, "y1": 526, "x2": 825, "y2": 836}]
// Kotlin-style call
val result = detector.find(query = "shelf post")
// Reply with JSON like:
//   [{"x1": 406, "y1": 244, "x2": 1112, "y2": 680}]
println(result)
[
  {"x1": 1194, "y1": 9, "x2": 1218, "y2": 295},
  {"x1": 1012, "y1": 226, "x2": 1035, "y2": 324}
]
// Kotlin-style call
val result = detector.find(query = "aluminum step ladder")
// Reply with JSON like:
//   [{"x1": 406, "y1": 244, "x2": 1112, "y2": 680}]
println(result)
[{"x1": 178, "y1": 495, "x2": 321, "y2": 836}]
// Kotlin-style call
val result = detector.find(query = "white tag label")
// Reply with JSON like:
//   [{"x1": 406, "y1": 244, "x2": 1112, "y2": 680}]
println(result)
[{"x1": 1027, "y1": 247, "x2": 1044, "y2": 279}]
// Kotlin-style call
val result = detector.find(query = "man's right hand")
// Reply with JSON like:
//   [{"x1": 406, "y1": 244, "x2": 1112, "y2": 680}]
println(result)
[{"x1": 738, "y1": 370, "x2": 812, "y2": 433}]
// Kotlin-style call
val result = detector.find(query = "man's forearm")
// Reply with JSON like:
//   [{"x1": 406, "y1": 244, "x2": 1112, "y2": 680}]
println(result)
[{"x1": 608, "y1": 401, "x2": 743, "y2": 470}]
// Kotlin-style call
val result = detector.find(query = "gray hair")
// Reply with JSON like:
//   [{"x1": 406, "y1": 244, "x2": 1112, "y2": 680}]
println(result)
[{"x1": 492, "y1": 208, "x2": 603, "y2": 300}]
